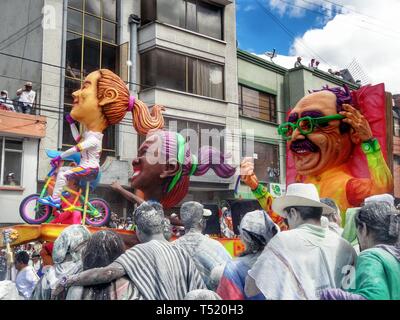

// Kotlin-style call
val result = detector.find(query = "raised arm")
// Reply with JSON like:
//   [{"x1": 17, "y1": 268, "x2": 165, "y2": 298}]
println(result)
[
  {"x1": 51, "y1": 262, "x2": 126, "y2": 299},
  {"x1": 110, "y1": 181, "x2": 144, "y2": 204},
  {"x1": 240, "y1": 158, "x2": 287, "y2": 230},
  {"x1": 65, "y1": 114, "x2": 81, "y2": 143},
  {"x1": 340, "y1": 104, "x2": 393, "y2": 206}
]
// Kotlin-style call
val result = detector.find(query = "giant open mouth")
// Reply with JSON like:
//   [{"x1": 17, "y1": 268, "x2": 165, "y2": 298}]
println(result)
[
  {"x1": 131, "y1": 168, "x2": 141, "y2": 181},
  {"x1": 290, "y1": 139, "x2": 319, "y2": 155}
]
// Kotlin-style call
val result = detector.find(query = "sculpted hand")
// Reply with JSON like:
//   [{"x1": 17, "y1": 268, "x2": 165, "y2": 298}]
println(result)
[
  {"x1": 240, "y1": 157, "x2": 259, "y2": 190},
  {"x1": 65, "y1": 114, "x2": 75, "y2": 124},
  {"x1": 110, "y1": 181, "x2": 122, "y2": 191},
  {"x1": 340, "y1": 104, "x2": 373, "y2": 142},
  {"x1": 50, "y1": 155, "x2": 62, "y2": 168}
]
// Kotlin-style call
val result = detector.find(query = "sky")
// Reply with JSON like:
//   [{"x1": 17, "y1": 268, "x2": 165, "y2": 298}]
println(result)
[{"x1": 236, "y1": 0, "x2": 400, "y2": 93}]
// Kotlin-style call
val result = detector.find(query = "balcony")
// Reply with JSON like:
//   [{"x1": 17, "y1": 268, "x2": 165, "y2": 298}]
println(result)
[{"x1": 0, "y1": 110, "x2": 46, "y2": 138}]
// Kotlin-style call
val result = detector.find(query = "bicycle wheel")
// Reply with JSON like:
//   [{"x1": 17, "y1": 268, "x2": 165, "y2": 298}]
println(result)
[
  {"x1": 85, "y1": 198, "x2": 111, "y2": 227},
  {"x1": 19, "y1": 194, "x2": 52, "y2": 225}
]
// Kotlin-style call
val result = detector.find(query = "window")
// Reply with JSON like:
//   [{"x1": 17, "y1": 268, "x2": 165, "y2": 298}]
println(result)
[
  {"x1": 141, "y1": 49, "x2": 224, "y2": 99},
  {"x1": 138, "y1": 117, "x2": 225, "y2": 155},
  {"x1": 166, "y1": 117, "x2": 225, "y2": 154},
  {"x1": 64, "y1": 1, "x2": 118, "y2": 162},
  {"x1": 394, "y1": 115, "x2": 400, "y2": 137},
  {"x1": 0, "y1": 137, "x2": 23, "y2": 186},
  {"x1": 238, "y1": 84, "x2": 277, "y2": 123},
  {"x1": 242, "y1": 139, "x2": 279, "y2": 183},
  {"x1": 141, "y1": 0, "x2": 223, "y2": 40}
]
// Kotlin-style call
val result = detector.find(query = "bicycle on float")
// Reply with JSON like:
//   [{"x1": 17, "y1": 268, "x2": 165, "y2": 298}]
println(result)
[{"x1": 19, "y1": 150, "x2": 111, "y2": 227}]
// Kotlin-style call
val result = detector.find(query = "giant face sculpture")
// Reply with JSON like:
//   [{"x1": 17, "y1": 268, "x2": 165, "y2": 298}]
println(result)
[{"x1": 280, "y1": 91, "x2": 354, "y2": 177}]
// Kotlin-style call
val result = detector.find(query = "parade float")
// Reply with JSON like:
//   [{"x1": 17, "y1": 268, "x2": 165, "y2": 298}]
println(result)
[
  {"x1": 0, "y1": 69, "x2": 244, "y2": 264},
  {"x1": 242, "y1": 83, "x2": 393, "y2": 227},
  {"x1": 0, "y1": 73, "x2": 394, "y2": 263}
]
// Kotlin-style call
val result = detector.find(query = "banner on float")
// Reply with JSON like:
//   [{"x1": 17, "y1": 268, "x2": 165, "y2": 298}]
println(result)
[{"x1": 269, "y1": 183, "x2": 286, "y2": 197}]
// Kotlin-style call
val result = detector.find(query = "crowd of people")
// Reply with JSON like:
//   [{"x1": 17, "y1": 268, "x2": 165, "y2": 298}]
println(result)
[
  {"x1": 0, "y1": 182, "x2": 399, "y2": 300},
  {"x1": 0, "y1": 81, "x2": 36, "y2": 114}
]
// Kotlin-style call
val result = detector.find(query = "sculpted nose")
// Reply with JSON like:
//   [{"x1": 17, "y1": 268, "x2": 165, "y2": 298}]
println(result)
[{"x1": 291, "y1": 127, "x2": 306, "y2": 141}]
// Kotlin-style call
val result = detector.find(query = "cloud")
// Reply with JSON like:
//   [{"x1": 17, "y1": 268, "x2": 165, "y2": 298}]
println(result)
[
  {"x1": 261, "y1": 0, "x2": 400, "y2": 93},
  {"x1": 244, "y1": 4, "x2": 256, "y2": 12},
  {"x1": 267, "y1": 0, "x2": 343, "y2": 19}
]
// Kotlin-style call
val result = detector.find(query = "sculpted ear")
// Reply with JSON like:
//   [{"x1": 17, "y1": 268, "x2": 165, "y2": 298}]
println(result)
[
  {"x1": 99, "y1": 87, "x2": 118, "y2": 106},
  {"x1": 160, "y1": 162, "x2": 180, "y2": 179}
]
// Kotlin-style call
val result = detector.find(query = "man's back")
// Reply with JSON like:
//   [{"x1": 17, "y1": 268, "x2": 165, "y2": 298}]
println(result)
[
  {"x1": 174, "y1": 232, "x2": 232, "y2": 289},
  {"x1": 248, "y1": 224, "x2": 356, "y2": 300},
  {"x1": 115, "y1": 240, "x2": 206, "y2": 300},
  {"x1": 15, "y1": 266, "x2": 39, "y2": 299}
]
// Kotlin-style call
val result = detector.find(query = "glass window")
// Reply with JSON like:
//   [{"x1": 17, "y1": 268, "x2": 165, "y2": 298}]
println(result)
[
  {"x1": 66, "y1": 32, "x2": 82, "y2": 79},
  {"x1": 101, "y1": 43, "x2": 117, "y2": 72},
  {"x1": 85, "y1": 0, "x2": 101, "y2": 16},
  {"x1": 103, "y1": 126, "x2": 115, "y2": 151},
  {"x1": 68, "y1": 0, "x2": 83, "y2": 10},
  {"x1": 239, "y1": 85, "x2": 277, "y2": 123},
  {"x1": 0, "y1": 138, "x2": 23, "y2": 186},
  {"x1": 3, "y1": 151, "x2": 22, "y2": 186},
  {"x1": 83, "y1": 38, "x2": 100, "y2": 76},
  {"x1": 141, "y1": 49, "x2": 224, "y2": 99},
  {"x1": 64, "y1": 78, "x2": 81, "y2": 106},
  {"x1": 197, "y1": 1, "x2": 222, "y2": 39},
  {"x1": 141, "y1": 50, "x2": 157, "y2": 87},
  {"x1": 141, "y1": 0, "x2": 156, "y2": 25},
  {"x1": 102, "y1": 20, "x2": 116, "y2": 43},
  {"x1": 5, "y1": 140, "x2": 22, "y2": 150},
  {"x1": 62, "y1": 105, "x2": 76, "y2": 147},
  {"x1": 247, "y1": 141, "x2": 279, "y2": 183},
  {"x1": 84, "y1": 14, "x2": 101, "y2": 39},
  {"x1": 102, "y1": 0, "x2": 117, "y2": 21},
  {"x1": 157, "y1": 50, "x2": 186, "y2": 91},
  {"x1": 67, "y1": 8, "x2": 82, "y2": 33},
  {"x1": 196, "y1": 60, "x2": 223, "y2": 99},
  {"x1": 187, "y1": 57, "x2": 196, "y2": 94},
  {"x1": 157, "y1": 0, "x2": 185, "y2": 28},
  {"x1": 186, "y1": 0, "x2": 197, "y2": 32},
  {"x1": 143, "y1": 0, "x2": 224, "y2": 39}
]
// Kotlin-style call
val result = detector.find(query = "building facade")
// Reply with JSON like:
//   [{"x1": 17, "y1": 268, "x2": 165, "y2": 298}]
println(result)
[{"x1": 0, "y1": 0, "x2": 238, "y2": 222}]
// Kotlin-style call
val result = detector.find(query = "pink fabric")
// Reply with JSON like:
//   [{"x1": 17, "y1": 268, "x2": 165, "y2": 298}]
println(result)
[
  {"x1": 286, "y1": 83, "x2": 387, "y2": 184},
  {"x1": 127, "y1": 96, "x2": 135, "y2": 112}
]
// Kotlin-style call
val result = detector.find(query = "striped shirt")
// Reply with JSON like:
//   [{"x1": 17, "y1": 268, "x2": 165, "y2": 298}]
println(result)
[{"x1": 115, "y1": 240, "x2": 206, "y2": 300}]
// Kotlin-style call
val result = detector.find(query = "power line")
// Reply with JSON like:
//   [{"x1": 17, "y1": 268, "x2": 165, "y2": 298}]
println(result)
[
  {"x1": 0, "y1": 50, "x2": 294, "y2": 117},
  {"x1": 320, "y1": 0, "x2": 400, "y2": 34},
  {"x1": 0, "y1": 16, "x2": 42, "y2": 46},
  {"x1": 279, "y1": 0, "x2": 400, "y2": 40},
  {"x1": 0, "y1": 24, "x2": 43, "y2": 52},
  {"x1": 254, "y1": 0, "x2": 334, "y2": 68}
]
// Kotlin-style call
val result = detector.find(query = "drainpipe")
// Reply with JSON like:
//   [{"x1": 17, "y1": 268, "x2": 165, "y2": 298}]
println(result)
[
  {"x1": 58, "y1": 0, "x2": 68, "y2": 150},
  {"x1": 128, "y1": 14, "x2": 140, "y2": 95}
]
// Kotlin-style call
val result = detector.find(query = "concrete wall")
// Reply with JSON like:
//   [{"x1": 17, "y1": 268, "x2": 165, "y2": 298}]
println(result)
[
  {"x1": 286, "y1": 66, "x2": 359, "y2": 107},
  {"x1": 37, "y1": 0, "x2": 65, "y2": 181},
  {"x1": 0, "y1": 0, "x2": 44, "y2": 103},
  {"x1": 0, "y1": 138, "x2": 39, "y2": 224},
  {"x1": 137, "y1": 1, "x2": 239, "y2": 191},
  {"x1": 237, "y1": 53, "x2": 286, "y2": 198}
]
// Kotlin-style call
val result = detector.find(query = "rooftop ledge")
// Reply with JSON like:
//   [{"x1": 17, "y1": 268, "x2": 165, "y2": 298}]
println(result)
[{"x1": 0, "y1": 110, "x2": 47, "y2": 138}]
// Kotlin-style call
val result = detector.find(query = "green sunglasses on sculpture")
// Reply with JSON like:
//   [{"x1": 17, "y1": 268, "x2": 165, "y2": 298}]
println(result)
[{"x1": 278, "y1": 114, "x2": 346, "y2": 140}]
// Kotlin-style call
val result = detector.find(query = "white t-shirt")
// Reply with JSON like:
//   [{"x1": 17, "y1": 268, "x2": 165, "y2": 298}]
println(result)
[
  {"x1": 78, "y1": 131, "x2": 103, "y2": 168},
  {"x1": 18, "y1": 90, "x2": 36, "y2": 106},
  {"x1": 15, "y1": 266, "x2": 39, "y2": 299}
]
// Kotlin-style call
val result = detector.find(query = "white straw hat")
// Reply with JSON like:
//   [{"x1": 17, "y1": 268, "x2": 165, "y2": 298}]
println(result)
[{"x1": 272, "y1": 183, "x2": 335, "y2": 218}]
